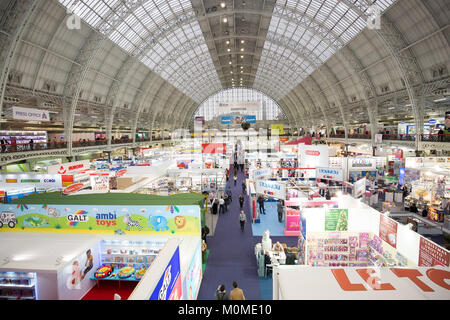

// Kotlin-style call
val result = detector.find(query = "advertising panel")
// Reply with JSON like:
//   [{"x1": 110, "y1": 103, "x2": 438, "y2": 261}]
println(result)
[
  {"x1": 12, "y1": 106, "x2": 50, "y2": 122},
  {"x1": 217, "y1": 101, "x2": 260, "y2": 113},
  {"x1": 255, "y1": 180, "x2": 286, "y2": 200},
  {"x1": 182, "y1": 240, "x2": 202, "y2": 300},
  {"x1": 150, "y1": 246, "x2": 182, "y2": 300},
  {"x1": 90, "y1": 174, "x2": 109, "y2": 191},
  {"x1": 0, "y1": 204, "x2": 201, "y2": 235},
  {"x1": 221, "y1": 115, "x2": 256, "y2": 124},
  {"x1": 316, "y1": 168, "x2": 343, "y2": 181},
  {"x1": 299, "y1": 145, "x2": 329, "y2": 168},
  {"x1": 201, "y1": 143, "x2": 226, "y2": 154},
  {"x1": 379, "y1": 214, "x2": 398, "y2": 248},
  {"x1": 0, "y1": 174, "x2": 63, "y2": 189},
  {"x1": 252, "y1": 168, "x2": 271, "y2": 180},
  {"x1": 324, "y1": 209, "x2": 348, "y2": 231},
  {"x1": 285, "y1": 210, "x2": 300, "y2": 233},
  {"x1": 418, "y1": 237, "x2": 450, "y2": 267}
]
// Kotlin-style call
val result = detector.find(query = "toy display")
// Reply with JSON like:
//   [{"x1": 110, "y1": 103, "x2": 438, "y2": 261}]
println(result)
[
  {"x1": 134, "y1": 268, "x2": 147, "y2": 280},
  {"x1": 118, "y1": 267, "x2": 135, "y2": 279},
  {"x1": 94, "y1": 265, "x2": 113, "y2": 279}
]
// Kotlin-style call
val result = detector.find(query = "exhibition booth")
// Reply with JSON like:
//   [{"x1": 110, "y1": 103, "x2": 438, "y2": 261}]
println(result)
[
  {"x1": 267, "y1": 194, "x2": 450, "y2": 299},
  {"x1": 0, "y1": 192, "x2": 205, "y2": 300}
]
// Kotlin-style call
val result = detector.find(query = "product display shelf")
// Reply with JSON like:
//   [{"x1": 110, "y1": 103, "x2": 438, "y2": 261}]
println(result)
[{"x1": 0, "y1": 272, "x2": 36, "y2": 300}]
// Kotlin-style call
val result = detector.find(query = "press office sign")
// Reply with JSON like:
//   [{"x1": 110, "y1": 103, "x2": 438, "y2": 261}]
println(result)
[{"x1": 12, "y1": 106, "x2": 50, "y2": 122}]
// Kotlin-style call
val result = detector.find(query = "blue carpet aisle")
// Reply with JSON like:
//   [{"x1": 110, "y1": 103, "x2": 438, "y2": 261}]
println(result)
[
  {"x1": 197, "y1": 164, "x2": 261, "y2": 300},
  {"x1": 251, "y1": 201, "x2": 285, "y2": 236}
]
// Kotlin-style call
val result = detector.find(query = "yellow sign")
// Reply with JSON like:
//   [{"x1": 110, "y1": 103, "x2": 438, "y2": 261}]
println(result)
[{"x1": 271, "y1": 124, "x2": 284, "y2": 135}]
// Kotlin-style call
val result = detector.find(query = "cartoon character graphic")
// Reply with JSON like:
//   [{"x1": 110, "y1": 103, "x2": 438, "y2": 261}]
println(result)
[
  {"x1": 47, "y1": 207, "x2": 60, "y2": 217},
  {"x1": 114, "y1": 229, "x2": 125, "y2": 235},
  {"x1": 122, "y1": 214, "x2": 142, "y2": 231},
  {"x1": 67, "y1": 260, "x2": 82, "y2": 290},
  {"x1": 81, "y1": 249, "x2": 93, "y2": 280},
  {"x1": 148, "y1": 216, "x2": 169, "y2": 231},
  {"x1": 158, "y1": 266, "x2": 171, "y2": 300},
  {"x1": 174, "y1": 216, "x2": 186, "y2": 229}
]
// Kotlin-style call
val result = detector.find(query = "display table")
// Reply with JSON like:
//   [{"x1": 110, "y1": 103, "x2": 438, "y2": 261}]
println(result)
[{"x1": 90, "y1": 266, "x2": 144, "y2": 289}]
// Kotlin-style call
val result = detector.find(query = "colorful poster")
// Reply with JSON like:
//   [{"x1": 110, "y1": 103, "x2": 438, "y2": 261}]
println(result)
[
  {"x1": 221, "y1": 115, "x2": 256, "y2": 124},
  {"x1": 150, "y1": 246, "x2": 182, "y2": 300},
  {"x1": 182, "y1": 241, "x2": 202, "y2": 300},
  {"x1": 379, "y1": 214, "x2": 398, "y2": 248},
  {"x1": 0, "y1": 204, "x2": 201, "y2": 235},
  {"x1": 418, "y1": 237, "x2": 450, "y2": 267},
  {"x1": 271, "y1": 124, "x2": 284, "y2": 135},
  {"x1": 325, "y1": 209, "x2": 348, "y2": 231}
]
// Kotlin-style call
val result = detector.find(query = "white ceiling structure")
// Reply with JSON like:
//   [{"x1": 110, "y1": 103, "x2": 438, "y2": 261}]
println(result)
[{"x1": 0, "y1": 0, "x2": 448, "y2": 151}]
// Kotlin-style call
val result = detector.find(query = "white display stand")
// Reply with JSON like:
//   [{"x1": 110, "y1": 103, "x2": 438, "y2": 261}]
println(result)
[
  {"x1": 394, "y1": 192, "x2": 403, "y2": 203},
  {"x1": 385, "y1": 192, "x2": 394, "y2": 202}
]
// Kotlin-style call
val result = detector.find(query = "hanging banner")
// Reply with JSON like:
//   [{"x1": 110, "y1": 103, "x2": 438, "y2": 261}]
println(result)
[
  {"x1": 150, "y1": 246, "x2": 182, "y2": 300},
  {"x1": 48, "y1": 160, "x2": 91, "y2": 175},
  {"x1": 201, "y1": 143, "x2": 226, "y2": 154},
  {"x1": 418, "y1": 237, "x2": 450, "y2": 267},
  {"x1": 324, "y1": 209, "x2": 348, "y2": 231},
  {"x1": 12, "y1": 106, "x2": 50, "y2": 122},
  {"x1": 0, "y1": 174, "x2": 63, "y2": 189},
  {"x1": 221, "y1": 115, "x2": 256, "y2": 124},
  {"x1": 316, "y1": 168, "x2": 343, "y2": 181},
  {"x1": 217, "y1": 101, "x2": 260, "y2": 113},
  {"x1": 252, "y1": 168, "x2": 271, "y2": 180},
  {"x1": 255, "y1": 180, "x2": 286, "y2": 200},
  {"x1": 379, "y1": 214, "x2": 398, "y2": 248},
  {"x1": 353, "y1": 177, "x2": 366, "y2": 198}
]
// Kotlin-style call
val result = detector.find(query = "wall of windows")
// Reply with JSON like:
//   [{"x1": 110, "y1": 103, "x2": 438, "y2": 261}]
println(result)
[{"x1": 194, "y1": 88, "x2": 285, "y2": 121}]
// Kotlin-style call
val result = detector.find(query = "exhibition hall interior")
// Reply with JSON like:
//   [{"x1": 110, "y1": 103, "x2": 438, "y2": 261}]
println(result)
[{"x1": 0, "y1": 0, "x2": 449, "y2": 301}]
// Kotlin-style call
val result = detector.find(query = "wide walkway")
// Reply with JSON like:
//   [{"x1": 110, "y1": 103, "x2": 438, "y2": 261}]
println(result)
[{"x1": 197, "y1": 162, "x2": 261, "y2": 300}]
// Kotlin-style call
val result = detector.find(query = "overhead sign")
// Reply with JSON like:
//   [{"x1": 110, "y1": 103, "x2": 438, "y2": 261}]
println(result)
[
  {"x1": 150, "y1": 246, "x2": 182, "y2": 300},
  {"x1": 316, "y1": 167, "x2": 343, "y2": 181},
  {"x1": 252, "y1": 168, "x2": 271, "y2": 180},
  {"x1": 12, "y1": 106, "x2": 50, "y2": 122},
  {"x1": 217, "y1": 101, "x2": 260, "y2": 113},
  {"x1": 0, "y1": 174, "x2": 63, "y2": 189},
  {"x1": 256, "y1": 180, "x2": 286, "y2": 200},
  {"x1": 277, "y1": 267, "x2": 450, "y2": 300},
  {"x1": 221, "y1": 115, "x2": 256, "y2": 124},
  {"x1": 349, "y1": 158, "x2": 376, "y2": 171}
]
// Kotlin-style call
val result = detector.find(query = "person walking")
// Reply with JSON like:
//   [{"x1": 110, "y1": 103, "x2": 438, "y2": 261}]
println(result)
[
  {"x1": 226, "y1": 186, "x2": 232, "y2": 202},
  {"x1": 212, "y1": 198, "x2": 219, "y2": 215},
  {"x1": 0, "y1": 138, "x2": 4, "y2": 153},
  {"x1": 277, "y1": 200, "x2": 284, "y2": 223},
  {"x1": 234, "y1": 173, "x2": 237, "y2": 186},
  {"x1": 215, "y1": 285, "x2": 229, "y2": 300},
  {"x1": 29, "y1": 139, "x2": 34, "y2": 150},
  {"x1": 201, "y1": 225, "x2": 210, "y2": 244},
  {"x1": 219, "y1": 196, "x2": 225, "y2": 215},
  {"x1": 257, "y1": 195, "x2": 266, "y2": 215},
  {"x1": 230, "y1": 281, "x2": 245, "y2": 300},
  {"x1": 224, "y1": 193, "x2": 229, "y2": 212},
  {"x1": 241, "y1": 180, "x2": 246, "y2": 194},
  {"x1": 239, "y1": 193, "x2": 244, "y2": 209},
  {"x1": 239, "y1": 210, "x2": 246, "y2": 232}
]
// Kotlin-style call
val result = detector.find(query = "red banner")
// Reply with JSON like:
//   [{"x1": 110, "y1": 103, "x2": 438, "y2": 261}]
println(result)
[
  {"x1": 418, "y1": 237, "x2": 450, "y2": 267},
  {"x1": 201, "y1": 143, "x2": 226, "y2": 154},
  {"x1": 379, "y1": 214, "x2": 398, "y2": 248}
]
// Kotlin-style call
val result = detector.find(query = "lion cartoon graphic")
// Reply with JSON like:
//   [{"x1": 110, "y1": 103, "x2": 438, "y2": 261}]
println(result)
[{"x1": 174, "y1": 216, "x2": 186, "y2": 229}]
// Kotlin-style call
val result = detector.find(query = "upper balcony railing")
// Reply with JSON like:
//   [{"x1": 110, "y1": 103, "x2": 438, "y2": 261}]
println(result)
[
  {"x1": 0, "y1": 138, "x2": 152, "y2": 154},
  {"x1": 328, "y1": 133, "x2": 450, "y2": 142}
]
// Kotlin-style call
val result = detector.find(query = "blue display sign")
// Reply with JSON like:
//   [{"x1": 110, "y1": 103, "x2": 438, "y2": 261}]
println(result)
[
  {"x1": 149, "y1": 246, "x2": 182, "y2": 300},
  {"x1": 221, "y1": 115, "x2": 256, "y2": 124},
  {"x1": 399, "y1": 168, "x2": 405, "y2": 186}
]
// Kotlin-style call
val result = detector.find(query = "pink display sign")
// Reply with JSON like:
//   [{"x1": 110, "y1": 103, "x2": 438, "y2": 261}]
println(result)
[{"x1": 285, "y1": 210, "x2": 300, "y2": 232}]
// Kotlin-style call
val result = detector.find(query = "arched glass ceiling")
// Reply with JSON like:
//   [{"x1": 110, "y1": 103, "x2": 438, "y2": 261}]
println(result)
[
  {"x1": 59, "y1": 0, "x2": 221, "y2": 102},
  {"x1": 254, "y1": 0, "x2": 397, "y2": 99},
  {"x1": 195, "y1": 88, "x2": 285, "y2": 122}
]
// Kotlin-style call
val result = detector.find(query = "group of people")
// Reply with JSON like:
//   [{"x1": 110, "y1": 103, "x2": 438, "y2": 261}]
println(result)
[{"x1": 215, "y1": 281, "x2": 246, "y2": 300}]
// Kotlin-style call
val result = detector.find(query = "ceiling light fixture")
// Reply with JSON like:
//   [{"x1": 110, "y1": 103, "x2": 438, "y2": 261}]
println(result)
[
  {"x1": 240, "y1": 55, "x2": 244, "y2": 58},
  {"x1": 241, "y1": 40, "x2": 245, "y2": 44},
  {"x1": 223, "y1": 17, "x2": 228, "y2": 23},
  {"x1": 220, "y1": 2, "x2": 226, "y2": 8},
  {"x1": 226, "y1": 40, "x2": 230, "y2": 45},
  {"x1": 240, "y1": 48, "x2": 244, "y2": 51}
]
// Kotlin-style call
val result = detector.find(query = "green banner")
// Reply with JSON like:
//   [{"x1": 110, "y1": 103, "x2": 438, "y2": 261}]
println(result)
[{"x1": 325, "y1": 209, "x2": 348, "y2": 231}]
